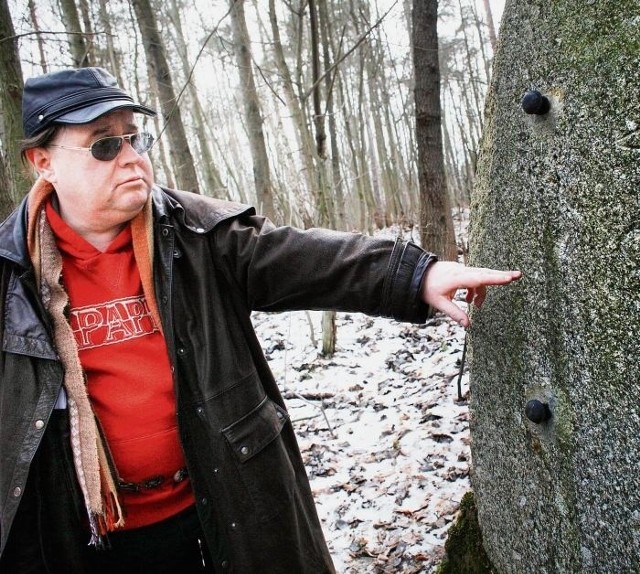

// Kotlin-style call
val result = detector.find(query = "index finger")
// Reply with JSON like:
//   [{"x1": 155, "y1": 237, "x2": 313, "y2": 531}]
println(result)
[{"x1": 458, "y1": 268, "x2": 522, "y2": 288}]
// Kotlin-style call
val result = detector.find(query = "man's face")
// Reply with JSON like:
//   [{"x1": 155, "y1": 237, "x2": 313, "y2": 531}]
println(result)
[{"x1": 33, "y1": 109, "x2": 154, "y2": 239}]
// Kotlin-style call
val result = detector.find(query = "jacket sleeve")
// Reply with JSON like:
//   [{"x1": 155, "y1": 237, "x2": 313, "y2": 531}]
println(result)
[{"x1": 212, "y1": 214, "x2": 438, "y2": 324}]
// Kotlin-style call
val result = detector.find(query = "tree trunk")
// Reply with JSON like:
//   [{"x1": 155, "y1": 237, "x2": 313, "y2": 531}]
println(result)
[
  {"x1": 167, "y1": 0, "x2": 226, "y2": 198},
  {"x1": 308, "y1": 0, "x2": 336, "y2": 356},
  {"x1": 481, "y1": 0, "x2": 497, "y2": 51},
  {"x1": 0, "y1": 0, "x2": 32, "y2": 215},
  {"x1": 378, "y1": 57, "x2": 410, "y2": 223},
  {"x1": 59, "y1": 0, "x2": 92, "y2": 67},
  {"x1": 77, "y1": 0, "x2": 96, "y2": 65},
  {"x1": 27, "y1": 0, "x2": 48, "y2": 73},
  {"x1": 469, "y1": 1, "x2": 640, "y2": 571},
  {"x1": 469, "y1": 0, "x2": 492, "y2": 89},
  {"x1": 317, "y1": 0, "x2": 346, "y2": 232},
  {"x1": 457, "y1": 0, "x2": 484, "y2": 136},
  {"x1": 308, "y1": 0, "x2": 335, "y2": 228},
  {"x1": 335, "y1": 67, "x2": 367, "y2": 231},
  {"x1": 268, "y1": 0, "x2": 318, "y2": 208},
  {"x1": 412, "y1": 0, "x2": 457, "y2": 259},
  {"x1": 229, "y1": 0, "x2": 276, "y2": 220},
  {"x1": 365, "y1": 43, "x2": 394, "y2": 225},
  {"x1": 0, "y1": 153, "x2": 10, "y2": 220},
  {"x1": 132, "y1": 0, "x2": 200, "y2": 194},
  {"x1": 348, "y1": 2, "x2": 383, "y2": 230},
  {"x1": 97, "y1": 0, "x2": 123, "y2": 85}
]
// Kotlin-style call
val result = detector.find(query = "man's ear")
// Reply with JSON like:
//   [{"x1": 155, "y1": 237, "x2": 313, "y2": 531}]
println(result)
[{"x1": 25, "y1": 148, "x2": 56, "y2": 182}]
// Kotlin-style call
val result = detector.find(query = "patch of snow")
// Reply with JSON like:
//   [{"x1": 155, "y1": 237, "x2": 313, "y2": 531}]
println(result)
[
  {"x1": 252, "y1": 215, "x2": 472, "y2": 573},
  {"x1": 253, "y1": 310, "x2": 470, "y2": 573}
]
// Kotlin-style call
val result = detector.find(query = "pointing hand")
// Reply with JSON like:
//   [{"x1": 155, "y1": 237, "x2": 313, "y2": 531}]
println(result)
[{"x1": 421, "y1": 261, "x2": 522, "y2": 328}]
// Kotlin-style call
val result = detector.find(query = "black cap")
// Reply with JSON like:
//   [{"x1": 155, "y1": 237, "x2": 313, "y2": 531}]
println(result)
[{"x1": 22, "y1": 67, "x2": 157, "y2": 138}]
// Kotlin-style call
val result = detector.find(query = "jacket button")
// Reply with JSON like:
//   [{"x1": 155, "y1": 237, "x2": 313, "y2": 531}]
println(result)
[
  {"x1": 230, "y1": 522, "x2": 237, "y2": 530},
  {"x1": 240, "y1": 446, "x2": 250, "y2": 456},
  {"x1": 161, "y1": 228, "x2": 170, "y2": 237},
  {"x1": 177, "y1": 348, "x2": 186, "y2": 356},
  {"x1": 13, "y1": 486, "x2": 21, "y2": 497},
  {"x1": 35, "y1": 419, "x2": 45, "y2": 429},
  {"x1": 276, "y1": 411, "x2": 284, "y2": 420},
  {"x1": 201, "y1": 497, "x2": 208, "y2": 505},
  {"x1": 221, "y1": 560, "x2": 229, "y2": 570}
]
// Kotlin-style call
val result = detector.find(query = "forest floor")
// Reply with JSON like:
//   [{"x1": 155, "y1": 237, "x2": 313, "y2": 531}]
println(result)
[{"x1": 251, "y1": 211, "x2": 471, "y2": 573}]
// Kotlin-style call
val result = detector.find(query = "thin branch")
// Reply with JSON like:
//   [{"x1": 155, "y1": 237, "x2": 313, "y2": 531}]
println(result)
[
  {"x1": 301, "y1": 0, "x2": 398, "y2": 102},
  {"x1": 0, "y1": 30, "x2": 111, "y2": 44},
  {"x1": 323, "y1": 23, "x2": 347, "y2": 117},
  {"x1": 251, "y1": 56, "x2": 287, "y2": 107},
  {"x1": 154, "y1": 2, "x2": 236, "y2": 143}
]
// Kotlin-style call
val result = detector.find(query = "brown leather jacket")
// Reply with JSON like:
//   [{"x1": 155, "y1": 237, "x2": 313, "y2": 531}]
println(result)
[{"x1": 0, "y1": 186, "x2": 435, "y2": 573}]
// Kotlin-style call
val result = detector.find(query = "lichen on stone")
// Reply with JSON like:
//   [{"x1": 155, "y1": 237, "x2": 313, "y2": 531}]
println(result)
[{"x1": 435, "y1": 491, "x2": 494, "y2": 574}]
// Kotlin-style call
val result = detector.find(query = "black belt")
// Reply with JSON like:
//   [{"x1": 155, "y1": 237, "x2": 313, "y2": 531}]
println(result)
[{"x1": 118, "y1": 467, "x2": 188, "y2": 493}]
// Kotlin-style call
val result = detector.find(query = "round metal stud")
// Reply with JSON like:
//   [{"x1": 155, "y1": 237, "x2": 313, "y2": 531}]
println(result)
[
  {"x1": 522, "y1": 90, "x2": 551, "y2": 115},
  {"x1": 525, "y1": 399, "x2": 552, "y2": 424}
]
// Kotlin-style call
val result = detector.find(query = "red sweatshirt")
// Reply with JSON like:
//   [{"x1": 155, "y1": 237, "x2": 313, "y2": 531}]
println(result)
[{"x1": 46, "y1": 201, "x2": 194, "y2": 530}]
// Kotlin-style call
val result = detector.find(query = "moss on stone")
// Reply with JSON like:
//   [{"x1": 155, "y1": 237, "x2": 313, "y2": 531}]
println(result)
[{"x1": 436, "y1": 492, "x2": 494, "y2": 574}]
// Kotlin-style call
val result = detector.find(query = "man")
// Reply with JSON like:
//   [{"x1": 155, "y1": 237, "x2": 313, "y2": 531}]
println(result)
[{"x1": 0, "y1": 67, "x2": 521, "y2": 573}]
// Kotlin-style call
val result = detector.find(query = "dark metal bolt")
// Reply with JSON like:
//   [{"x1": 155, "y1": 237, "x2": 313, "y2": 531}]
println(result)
[
  {"x1": 525, "y1": 399, "x2": 552, "y2": 424},
  {"x1": 522, "y1": 90, "x2": 551, "y2": 115}
]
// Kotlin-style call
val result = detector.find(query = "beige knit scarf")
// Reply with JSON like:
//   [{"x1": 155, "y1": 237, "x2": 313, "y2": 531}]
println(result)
[{"x1": 26, "y1": 178, "x2": 163, "y2": 543}]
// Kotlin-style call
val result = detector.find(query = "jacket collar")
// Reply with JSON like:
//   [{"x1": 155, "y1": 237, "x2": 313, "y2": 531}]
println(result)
[
  {"x1": 152, "y1": 185, "x2": 254, "y2": 233},
  {"x1": 0, "y1": 195, "x2": 30, "y2": 269}
]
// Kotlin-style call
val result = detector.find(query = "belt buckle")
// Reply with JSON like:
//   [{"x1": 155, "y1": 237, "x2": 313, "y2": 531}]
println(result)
[
  {"x1": 117, "y1": 467, "x2": 189, "y2": 493},
  {"x1": 117, "y1": 480, "x2": 141, "y2": 493},
  {"x1": 173, "y1": 468, "x2": 188, "y2": 483}
]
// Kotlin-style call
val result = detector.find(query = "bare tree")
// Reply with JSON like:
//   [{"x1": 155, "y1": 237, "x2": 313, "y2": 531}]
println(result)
[
  {"x1": 308, "y1": 0, "x2": 335, "y2": 227},
  {"x1": 268, "y1": 0, "x2": 317, "y2": 210},
  {"x1": 229, "y1": 0, "x2": 276, "y2": 220},
  {"x1": 307, "y1": 0, "x2": 338, "y2": 355},
  {"x1": 412, "y1": 0, "x2": 457, "y2": 259},
  {"x1": 97, "y1": 0, "x2": 124, "y2": 84},
  {"x1": 77, "y1": 0, "x2": 97, "y2": 65},
  {"x1": 317, "y1": 0, "x2": 346, "y2": 230},
  {"x1": 0, "y1": 0, "x2": 32, "y2": 216},
  {"x1": 132, "y1": 0, "x2": 200, "y2": 193},
  {"x1": 59, "y1": 0, "x2": 93, "y2": 66},
  {"x1": 27, "y1": 0, "x2": 48, "y2": 73},
  {"x1": 481, "y1": 0, "x2": 497, "y2": 51},
  {"x1": 166, "y1": 0, "x2": 227, "y2": 198}
]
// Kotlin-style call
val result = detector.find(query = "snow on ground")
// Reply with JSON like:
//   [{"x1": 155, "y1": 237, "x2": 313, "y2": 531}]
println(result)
[{"x1": 251, "y1": 211, "x2": 472, "y2": 573}]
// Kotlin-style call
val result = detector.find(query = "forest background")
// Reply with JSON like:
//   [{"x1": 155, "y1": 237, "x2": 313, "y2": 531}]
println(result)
[{"x1": 2, "y1": 0, "x2": 503, "y2": 237}]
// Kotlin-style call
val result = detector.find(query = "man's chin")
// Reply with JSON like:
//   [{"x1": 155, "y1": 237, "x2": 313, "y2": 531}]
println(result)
[{"x1": 119, "y1": 186, "x2": 152, "y2": 215}]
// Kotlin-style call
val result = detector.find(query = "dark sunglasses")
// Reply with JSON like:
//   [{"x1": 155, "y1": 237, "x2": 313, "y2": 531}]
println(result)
[{"x1": 50, "y1": 132, "x2": 154, "y2": 161}]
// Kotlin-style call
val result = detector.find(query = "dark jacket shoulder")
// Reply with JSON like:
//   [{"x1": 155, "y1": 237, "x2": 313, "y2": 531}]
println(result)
[{"x1": 152, "y1": 186, "x2": 255, "y2": 233}]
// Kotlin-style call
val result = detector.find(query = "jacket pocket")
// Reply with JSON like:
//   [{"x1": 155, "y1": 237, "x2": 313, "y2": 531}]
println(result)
[{"x1": 221, "y1": 396, "x2": 295, "y2": 522}]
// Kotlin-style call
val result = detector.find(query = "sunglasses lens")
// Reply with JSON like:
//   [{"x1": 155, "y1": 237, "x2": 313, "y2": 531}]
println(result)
[
  {"x1": 89, "y1": 133, "x2": 154, "y2": 161},
  {"x1": 91, "y1": 137, "x2": 123, "y2": 161},
  {"x1": 132, "y1": 133, "x2": 154, "y2": 154}
]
